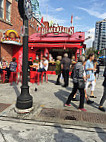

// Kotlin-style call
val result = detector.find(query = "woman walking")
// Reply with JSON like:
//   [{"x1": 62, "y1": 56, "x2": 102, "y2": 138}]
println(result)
[
  {"x1": 65, "y1": 56, "x2": 87, "y2": 112},
  {"x1": 85, "y1": 53, "x2": 96, "y2": 98},
  {"x1": 55, "y1": 56, "x2": 62, "y2": 85}
]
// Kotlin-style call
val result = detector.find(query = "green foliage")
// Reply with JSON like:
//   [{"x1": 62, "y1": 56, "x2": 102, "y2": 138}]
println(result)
[{"x1": 86, "y1": 47, "x2": 102, "y2": 59}]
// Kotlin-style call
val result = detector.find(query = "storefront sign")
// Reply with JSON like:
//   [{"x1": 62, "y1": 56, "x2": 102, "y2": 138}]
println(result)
[
  {"x1": 40, "y1": 26, "x2": 74, "y2": 35},
  {"x1": 1, "y1": 30, "x2": 22, "y2": 45}
]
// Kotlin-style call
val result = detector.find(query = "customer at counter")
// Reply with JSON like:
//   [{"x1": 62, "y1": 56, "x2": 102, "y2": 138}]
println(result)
[
  {"x1": 55, "y1": 56, "x2": 62, "y2": 85},
  {"x1": 38, "y1": 57, "x2": 49, "y2": 72}
]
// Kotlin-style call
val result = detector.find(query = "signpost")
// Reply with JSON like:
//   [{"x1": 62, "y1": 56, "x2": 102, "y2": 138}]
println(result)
[{"x1": 16, "y1": 0, "x2": 33, "y2": 112}]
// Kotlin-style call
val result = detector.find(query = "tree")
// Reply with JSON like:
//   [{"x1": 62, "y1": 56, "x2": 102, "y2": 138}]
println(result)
[{"x1": 85, "y1": 47, "x2": 102, "y2": 59}]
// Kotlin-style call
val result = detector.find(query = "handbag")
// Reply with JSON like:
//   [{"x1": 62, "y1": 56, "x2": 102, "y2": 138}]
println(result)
[
  {"x1": 78, "y1": 79, "x2": 85, "y2": 89},
  {"x1": 77, "y1": 68, "x2": 85, "y2": 89}
]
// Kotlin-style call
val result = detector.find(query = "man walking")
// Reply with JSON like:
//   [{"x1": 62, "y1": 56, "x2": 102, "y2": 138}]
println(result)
[
  {"x1": 99, "y1": 67, "x2": 106, "y2": 112},
  {"x1": 61, "y1": 53, "x2": 71, "y2": 87}
]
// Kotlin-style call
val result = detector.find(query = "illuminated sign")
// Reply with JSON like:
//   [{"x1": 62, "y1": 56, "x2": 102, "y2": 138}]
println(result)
[
  {"x1": 39, "y1": 26, "x2": 74, "y2": 35},
  {"x1": 1, "y1": 30, "x2": 22, "y2": 45}
]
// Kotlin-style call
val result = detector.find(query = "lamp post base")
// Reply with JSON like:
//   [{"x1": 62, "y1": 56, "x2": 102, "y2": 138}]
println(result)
[
  {"x1": 16, "y1": 86, "x2": 33, "y2": 110},
  {"x1": 15, "y1": 106, "x2": 34, "y2": 114}
]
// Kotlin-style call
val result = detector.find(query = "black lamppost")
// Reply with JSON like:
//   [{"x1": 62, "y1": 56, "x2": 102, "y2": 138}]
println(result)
[{"x1": 16, "y1": 0, "x2": 33, "y2": 111}]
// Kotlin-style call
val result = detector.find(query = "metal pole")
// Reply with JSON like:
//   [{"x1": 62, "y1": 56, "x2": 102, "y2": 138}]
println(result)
[{"x1": 16, "y1": 14, "x2": 33, "y2": 110}]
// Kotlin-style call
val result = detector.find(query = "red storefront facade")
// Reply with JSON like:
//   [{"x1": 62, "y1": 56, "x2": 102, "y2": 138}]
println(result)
[
  {"x1": 3, "y1": 26, "x2": 85, "y2": 72},
  {"x1": 28, "y1": 27, "x2": 85, "y2": 61}
]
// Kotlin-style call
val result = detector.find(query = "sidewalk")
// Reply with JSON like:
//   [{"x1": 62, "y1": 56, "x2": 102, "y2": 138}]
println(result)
[
  {"x1": 0, "y1": 68, "x2": 106, "y2": 141},
  {"x1": 0, "y1": 119, "x2": 105, "y2": 142},
  {"x1": 0, "y1": 69, "x2": 105, "y2": 113}
]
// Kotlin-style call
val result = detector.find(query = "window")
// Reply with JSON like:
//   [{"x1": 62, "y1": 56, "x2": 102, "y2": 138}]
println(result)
[
  {"x1": 6, "y1": 0, "x2": 11, "y2": 21},
  {"x1": 0, "y1": 0, "x2": 4, "y2": 18}
]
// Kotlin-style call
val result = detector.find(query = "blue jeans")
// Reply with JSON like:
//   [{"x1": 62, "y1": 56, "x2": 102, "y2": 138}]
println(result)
[{"x1": 38, "y1": 68, "x2": 46, "y2": 72}]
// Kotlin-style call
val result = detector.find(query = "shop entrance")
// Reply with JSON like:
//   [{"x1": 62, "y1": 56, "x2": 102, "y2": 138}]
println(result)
[{"x1": 49, "y1": 48, "x2": 76, "y2": 61}]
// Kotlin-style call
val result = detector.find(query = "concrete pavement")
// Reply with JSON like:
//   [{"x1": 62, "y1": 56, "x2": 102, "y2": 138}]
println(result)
[
  {"x1": 0, "y1": 119, "x2": 105, "y2": 142},
  {"x1": 0, "y1": 67, "x2": 106, "y2": 141}
]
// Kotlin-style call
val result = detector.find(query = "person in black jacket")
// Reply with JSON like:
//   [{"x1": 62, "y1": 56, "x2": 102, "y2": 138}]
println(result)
[
  {"x1": 99, "y1": 67, "x2": 106, "y2": 112},
  {"x1": 61, "y1": 53, "x2": 71, "y2": 87},
  {"x1": 65, "y1": 56, "x2": 87, "y2": 112}
]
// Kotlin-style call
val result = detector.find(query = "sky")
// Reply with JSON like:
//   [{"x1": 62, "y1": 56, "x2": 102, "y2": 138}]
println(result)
[{"x1": 38, "y1": 0, "x2": 106, "y2": 48}]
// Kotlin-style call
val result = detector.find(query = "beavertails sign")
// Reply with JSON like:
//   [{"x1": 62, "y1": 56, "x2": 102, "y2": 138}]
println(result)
[{"x1": 39, "y1": 26, "x2": 74, "y2": 35}]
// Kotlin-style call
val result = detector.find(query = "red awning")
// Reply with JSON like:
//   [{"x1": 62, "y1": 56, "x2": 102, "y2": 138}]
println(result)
[{"x1": 28, "y1": 32, "x2": 85, "y2": 49}]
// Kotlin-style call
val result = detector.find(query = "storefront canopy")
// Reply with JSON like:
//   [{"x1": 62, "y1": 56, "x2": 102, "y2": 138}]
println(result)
[{"x1": 28, "y1": 32, "x2": 85, "y2": 49}]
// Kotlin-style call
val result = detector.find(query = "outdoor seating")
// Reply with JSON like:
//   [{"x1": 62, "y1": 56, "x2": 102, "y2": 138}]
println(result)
[
  {"x1": 41, "y1": 71, "x2": 48, "y2": 83},
  {"x1": 1, "y1": 70, "x2": 7, "y2": 83},
  {"x1": 9, "y1": 72, "x2": 17, "y2": 85},
  {"x1": 30, "y1": 71, "x2": 41, "y2": 85}
]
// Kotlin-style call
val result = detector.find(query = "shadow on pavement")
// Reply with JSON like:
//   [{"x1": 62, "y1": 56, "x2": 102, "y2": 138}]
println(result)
[
  {"x1": 54, "y1": 89, "x2": 79, "y2": 109},
  {"x1": 54, "y1": 124, "x2": 83, "y2": 142},
  {"x1": 48, "y1": 79, "x2": 56, "y2": 84},
  {"x1": 95, "y1": 127, "x2": 106, "y2": 142},
  {"x1": 12, "y1": 83, "x2": 20, "y2": 97}
]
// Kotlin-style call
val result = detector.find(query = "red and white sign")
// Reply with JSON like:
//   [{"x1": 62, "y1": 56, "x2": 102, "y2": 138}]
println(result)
[{"x1": 39, "y1": 26, "x2": 74, "y2": 35}]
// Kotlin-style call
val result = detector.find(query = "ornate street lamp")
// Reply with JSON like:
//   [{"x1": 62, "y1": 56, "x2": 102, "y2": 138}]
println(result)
[{"x1": 16, "y1": 0, "x2": 33, "y2": 112}]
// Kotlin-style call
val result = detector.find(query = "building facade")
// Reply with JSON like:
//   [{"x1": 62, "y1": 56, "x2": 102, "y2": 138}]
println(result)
[
  {"x1": 94, "y1": 19, "x2": 106, "y2": 51},
  {"x1": 31, "y1": 0, "x2": 41, "y2": 21},
  {"x1": 0, "y1": 0, "x2": 42, "y2": 63}
]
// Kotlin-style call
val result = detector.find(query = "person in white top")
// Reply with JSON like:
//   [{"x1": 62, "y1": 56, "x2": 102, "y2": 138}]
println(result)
[{"x1": 38, "y1": 57, "x2": 48, "y2": 72}]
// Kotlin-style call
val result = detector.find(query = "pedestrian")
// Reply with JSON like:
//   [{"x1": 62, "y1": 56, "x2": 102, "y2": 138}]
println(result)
[
  {"x1": 2, "y1": 58, "x2": 8, "y2": 69},
  {"x1": 98, "y1": 67, "x2": 106, "y2": 112},
  {"x1": 7, "y1": 58, "x2": 17, "y2": 79},
  {"x1": 94, "y1": 59, "x2": 100, "y2": 79},
  {"x1": 65, "y1": 56, "x2": 87, "y2": 112},
  {"x1": 70, "y1": 55, "x2": 77, "y2": 79},
  {"x1": 94, "y1": 58, "x2": 100, "y2": 80},
  {"x1": 85, "y1": 53, "x2": 96, "y2": 98},
  {"x1": 28, "y1": 57, "x2": 33, "y2": 71},
  {"x1": 83, "y1": 60, "x2": 94, "y2": 104},
  {"x1": 70, "y1": 55, "x2": 77, "y2": 100},
  {"x1": 9, "y1": 58, "x2": 17, "y2": 72},
  {"x1": 55, "y1": 56, "x2": 62, "y2": 85},
  {"x1": 61, "y1": 53, "x2": 71, "y2": 87}
]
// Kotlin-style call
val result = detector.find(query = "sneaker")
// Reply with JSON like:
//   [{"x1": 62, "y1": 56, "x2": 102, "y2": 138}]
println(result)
[
  {"x1": 62, "y1": 85, "x2": 68, "y2": 88},
  {"x1": 99, "y1": 106, "x2": 105, "y2": 112},
  {"x1": 79, "y1": 108, "x2": 87, "y2": 112},
  {"x1": 55, "y1": 82, "x2": 61, "y2": 85},
  {"x1": 64, "y1": 104, "x2": 71, "y2": 107},
  {"x1": 35, "y1": 88, "x2": 37, "y2": 91},
  {"x1": 87, "y1": 100, "x2": 94, "y2": 104},
  {"x1": 72, "y1": 98, "x2": 79, "y2": 101}
]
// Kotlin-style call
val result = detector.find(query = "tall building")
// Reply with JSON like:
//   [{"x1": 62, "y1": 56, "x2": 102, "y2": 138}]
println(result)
[
  {"x1": 94, "y1": 19, "x2": 106, "y2": 50},
  {"x1": 31, "y1": 0, "x2": 41, "y2": 21}
]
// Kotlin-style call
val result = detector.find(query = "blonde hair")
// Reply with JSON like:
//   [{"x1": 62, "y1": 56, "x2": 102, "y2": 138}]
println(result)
[
  {"x1": 64, "y1": 53, "x2": 68, "y2": 57},
  {"x1": 57, "y1": 56, "x2": 62, "y2": 60}
]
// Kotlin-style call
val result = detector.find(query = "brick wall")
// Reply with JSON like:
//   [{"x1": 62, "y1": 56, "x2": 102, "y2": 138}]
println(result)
[
  {"x1": 0, "y1": 0, "x2": 41, "y2": 40},
  {"x1": 0, "y1": 43, "x2": 13, "y2": 63},
  {"x1": 0, "y1": 0, "x2": 41, "y2": 63}
]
